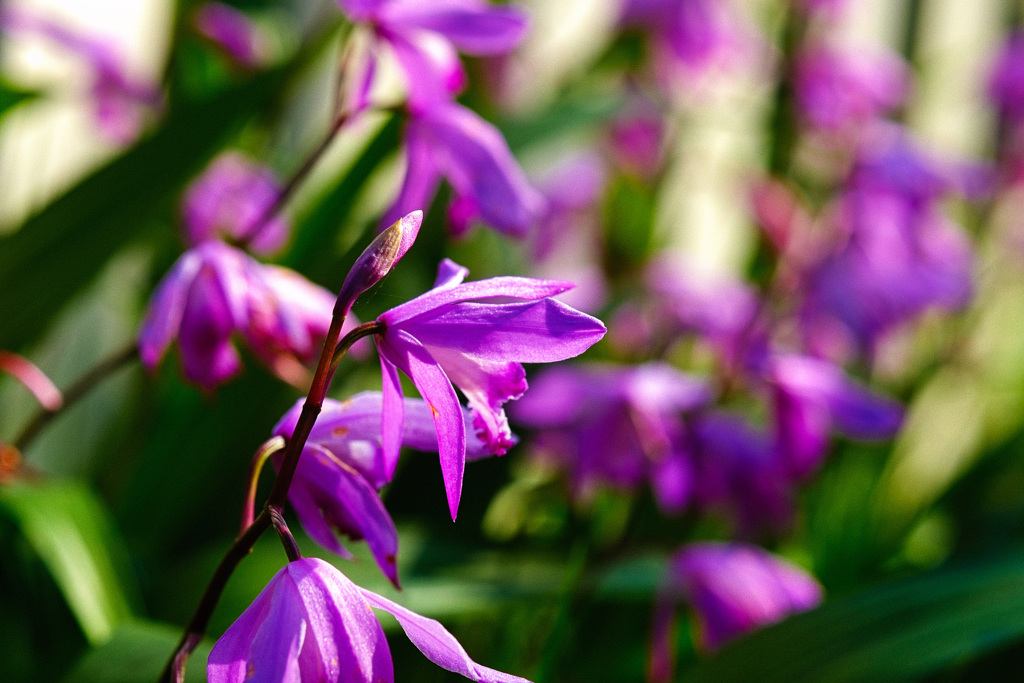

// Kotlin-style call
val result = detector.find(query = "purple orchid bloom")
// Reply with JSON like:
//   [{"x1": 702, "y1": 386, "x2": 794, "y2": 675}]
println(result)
[
  {"x1": 373, "y1": 258, "x2": 606, "y2": 519},
  {"x1": 208, "y1": 557, "x2": 531, "y2": 682},
  {"x1": 690, "y1": 412, "x2": 795, "y2": 537},
  {"x1": 793, "y1": 42, "x2": 909, "y2": 136},
  {"x1": 336, "y1": 0, "x2": 529, "y2": 112},
  {"x1": 193, "y1": 3, "x2": 265, "y2": 69},
  {"x1": 513, "y1": 363, "x2": 709, "y2": 514},
  {"x1": 764, "y1": 354, "x2": 902, "y2": 479},
  {"x1": 384, "y1": 101, "x2": 546, "y2": 238},
  {"x1": 138, "y1": 242, "x2": 334, "y2": 390},
  {"x1": 649, "y1": 543, "x2": 822, "y2": 681},
  {"x1": 0, "y1": 6, "x2": 161, "y2": 145},
  {"x1": 272, "y1": 391, "x2": 496, "y2": 587},
  {"x1": 619, "y1": 0, "x2": 753, "y2": 84},
  {"x1": 181, "y1": 152, "x2": 288, "y2": 256},
  {"x1": 989, "y1": 31, "x2": 1024, "y2": 126}
]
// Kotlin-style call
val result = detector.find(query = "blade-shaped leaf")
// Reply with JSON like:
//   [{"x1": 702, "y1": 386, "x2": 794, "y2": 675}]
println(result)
[
  {"x1": 0, "y1": 481, "x2": 137, "y2": 645},
  {"x1": 62, "y1": 621, "x2": 211, "y2": 683},
  {"x1": 0, "y1": 79, "x2": 38, "y2": 119},
  {"x1": 0, "y1": 69, "x2": 283, "y2": 351},
  {"x1": 683, "y1": 552, "x2": 1024, "y2": 683}
]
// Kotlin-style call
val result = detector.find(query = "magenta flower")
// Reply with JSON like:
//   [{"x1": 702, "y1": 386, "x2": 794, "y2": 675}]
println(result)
[
  {"x1": 988, "y1": 31, "x2": 1024, "y2": 126},
  {"x1": 0, "y1": 6, "x2": 161, "y2": 145},
  {"x1": 513, "y1": 363, "x2": 709, "y2": 514},
  {"x1": 180, "y1": 152, "x2": 288, "y2": 256},
  {"x1": 272, "y1": 392, "x2": 495, "y2": 586},
  {"x1": 138, "y1": 242, "x2": 333, "y2": 390},
  {"x1": 208, "y1": 558, "x2": 530, "y2": 682},
  {"x1": 193, "y1": 3, "x2": 265, "y2": 69},
  {"x1": 336, "y1": 0, "x2": 529, "y2": 112},
  {"x1": 374, "y1": 258, "x2": 606, "y2": 519},
  {"x1": 649, "y1": 543, "x2": 822, "y2": 682},
  {"x1": 765, "y1": 354, "x2": 902, "y2": 479},
  {"x1": 384, "y1": 101, "x2": 545, "y2": 238},
  {"x1": 793, "y1": 42, "x2": 909, "y2": 136}
]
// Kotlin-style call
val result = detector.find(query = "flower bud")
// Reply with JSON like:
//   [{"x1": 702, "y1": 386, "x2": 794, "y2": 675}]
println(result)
[{"x1": 335, "y1": 210, "x2": 421, "y2": 316}]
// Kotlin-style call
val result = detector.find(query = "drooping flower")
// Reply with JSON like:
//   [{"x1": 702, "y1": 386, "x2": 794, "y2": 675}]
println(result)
[
  {"x1": 208, "y1": 557, "x2": 531, "y2": 682},
  {"x1": 193, "y1": 3, "x2": 266, "y2": 69},
  {"x1": 513, "y1": 363, "x2": 709, "y2": 514},
  {"x1": 0, "y1": 6, "x2": 162, "y2": 145},
  {"x1": 383, "y1": 101, "x2": 546, "y2": 238},
  {"x1": 649, "y1": 543, "x2": 822, "y2": 682},
  {"x1": 137, "y1": 242, "x2": 334, "y2": 390},
  {"x1": 272, "y1": 391, "x2": 496, "y2": 586},
  {"x1": 180, "y1": 152, "x2": 288, "y2": 256},
  {"x1": 336, "y1": 0, "x2": 529, "y2": 112},
  {"x1": 374, "y1": 258, "x2": 606, "y2": 519}
]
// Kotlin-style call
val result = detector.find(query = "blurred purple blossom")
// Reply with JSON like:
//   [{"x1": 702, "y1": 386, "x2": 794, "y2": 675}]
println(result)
[
  {"x1": 793, "y1": 42, "x2": 909, "y2": 136},
  {"x1": 272, "y1": 392, "x2": 494, "y2": 587},
  {"x1": 193, "y1": 2, "x2": 265, "y2": 69},
  {"x1": 336, "y1": 0, "x2": 529, "y2": 112},
  {"x1": 180, "y1": 152, "x2": 288, "y2": 255},
  {"x1": 513, "y1": 363, "x2": 709, "y2": 514},
  {"x1": 208, "y1": 557, "x2": 530, "y2": 682},
  {"x1": 608, "y1": 97, "x2": 666, "y2": 179},
  {"x1": 0, "y1": 6, "x2": 162, "y2": 145},
  {"x1": 649, "y1": 543, "x2": 822, "y2": 681},
  {"x1": 138, "y1": 242, "x2": 333, "y2": 390},
  {"x1": 374, "y1": 258, "x2": 606, "y2": 519},
  {"x1": 988, "y1": 31, "x2": 1024, "y2": 126},
  {"x1": 383, "y1": 102, "x2": 545, "y2": 238}
]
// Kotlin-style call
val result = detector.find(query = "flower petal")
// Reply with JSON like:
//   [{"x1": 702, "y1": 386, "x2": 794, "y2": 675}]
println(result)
[
  {"x1": 381, "y1": 0, "x2": 529, "y2": 54},
  {"x1": 138, "y1": 249, "x2": 201, "y2": 369},
  {"x1": 359, "y1": 587, "x2": 532, "y2": 683},
  {"x1": 380, "y1": 353, "x2": 406, "y2": 483},
  {"x1": 402, "y1": 299, "x2": 607, "y2": 363},
  {"x1": 378, "y1": 330, "x2": 466, "y2": 519},
  {"x1": 381, "y1": 119, "x2": 442, "y2": 230}
]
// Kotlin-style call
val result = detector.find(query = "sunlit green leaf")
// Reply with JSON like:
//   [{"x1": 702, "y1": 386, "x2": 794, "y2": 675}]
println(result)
[
  {"x1": 683, "y1": 552, "x2": 1024, "y2": 683},
  {"x1": 0, "y1": 481, "x2": 136, "y2": 645},
  {"x1": 0, "y1": 80, "x2": 37, "y2": 119}
]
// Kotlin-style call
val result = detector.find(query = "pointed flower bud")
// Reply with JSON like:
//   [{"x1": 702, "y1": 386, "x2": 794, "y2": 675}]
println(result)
[{"x1": 335, "y1": 211, "x2": 421, "y2": 316}]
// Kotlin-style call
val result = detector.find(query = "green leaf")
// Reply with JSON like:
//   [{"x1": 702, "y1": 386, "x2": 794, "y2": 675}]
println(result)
[
  {"x1": 0, "y1": 80, "x2": 37, "y2": 119},
  {"x1": 62, "y1": 621, "x2": 211, "y2": 683},
  {"x1": 682, "y1": 552, "x2": 1024, "y2": 683},
  {"x1": 0, "y1": 69, "x2": 283, "y2": 351},
  {"x1": 0, "y1": 481, "x2": 136, "y2": 645}
]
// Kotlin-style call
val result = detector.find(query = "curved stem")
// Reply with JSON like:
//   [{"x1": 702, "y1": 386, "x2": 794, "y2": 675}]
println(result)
[
  {"x1": 13, "y1": 342, "x2": 138, "y2": 452},
  {"x1": 269, "y1": 505, "x2": 302, "y2": 562},
  {"x1": 240, "y1": 436, "x2": 286, "y2": 534},
  {"x1": 330, "y1": 320, "x2": 383, "y2": 371}
]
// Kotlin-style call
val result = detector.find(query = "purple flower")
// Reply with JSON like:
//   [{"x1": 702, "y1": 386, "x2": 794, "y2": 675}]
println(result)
[
  {"x1": 989, "y1": 31, "x2": 1024, "y2": 126},
  {"x1": 689, "y1": 412, "x2": 795, "y2": 537},
  {"x1": 181, "y1": 152, "x2": 288, "y2": 256},
  {"x1": 138, "y1": 242, "x2": 333, "y2": 390},
  {"x1": 764, "y1": 354, "x2": 902, "y2": 479},
  {"x1": 0, "y1": 6, "x2": 161, "y2": 145},
  {"x1": 193, "y1": 3, "x2": 265, "y2": 69},
  {"x1": 272, "y1": 391, "x2": 496, "y2": 586},
  {"x1": 336, "y1": 211, "x2": 421, "y2": 317},
  {"x1": 208, "y1": 557, "x2": 530, "y2": 682},
  {"x1": 336, "y1": 0, "x2": 529, "y2": 112},
  {"x1": 513, "y1": 363, "x2": 709, "y2": 514},
  {"x1": 374, "y1": 258, "x2": 606, "y2": 518},
  {"x1": 793, "y1": 42, "x2": 909, "y2": 135},
  {"x1": 384, "y1": 101, "x2": 546, "y2": 238},
  {"x1": 649, "y1": 543, "x2": 822, "y2": 681},
  {"x1": 619, "y1": 0, "x2": 753, "y2": 83}
]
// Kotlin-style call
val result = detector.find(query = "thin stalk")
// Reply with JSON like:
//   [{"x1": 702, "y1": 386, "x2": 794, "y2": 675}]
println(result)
[
  {"x1": 240, "y1": 436, "x2": 286, "y2": 534},
  {"x1": 269, "y1": 506, "x2": 302, "y2": 562},
  {"x1": 13, "y1": 342, "x2": 137, "y2": 451},
  {"x1": 330, "y1": 320, "x2": 383, "y2": 371}
]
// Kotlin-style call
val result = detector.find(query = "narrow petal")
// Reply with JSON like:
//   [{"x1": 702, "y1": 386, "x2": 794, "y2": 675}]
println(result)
[
  {"x1": 177, "y1": 262, "x2": 242, "y2": 388},
  {"x1": 434, "y1": 258, "x2": 470, "y2": 289},
  {"x1": 381, "y1": 0, "x2": 529, "y2": 54},
  {"x1": 359, "y1": 588, "x2": 532, "y2": 683},
  {"x1": 386, "y1": 29, "x2": 467, "y2": 111},
  {"x1": 380, "y1": 273, "x2": 575, "y2": 326},
  {"x1": 0, "y1": 351, "x2": 62, "y2": 411},
  {"x1": 381, "y1": 121, "x2": 442, "y2": 230},
  {"x1": 379, "y1": 330, "x2": 466, "y2": 519},
  {"x1": 402, "y1": 299, "x2": 607, "y2": 363},
  {"x1": 138, "y1": 249, "x2": 201, "y2": 369},
  {"x1": 380, "y1": 353, "x2": 406, "y2": 482}
]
